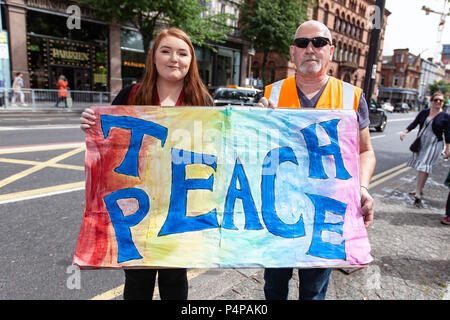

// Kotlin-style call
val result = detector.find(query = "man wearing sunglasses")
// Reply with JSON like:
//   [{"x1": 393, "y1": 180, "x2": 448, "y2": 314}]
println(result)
[{"x1": 258, "y1": 20, "x2": 376, "y2": 300}]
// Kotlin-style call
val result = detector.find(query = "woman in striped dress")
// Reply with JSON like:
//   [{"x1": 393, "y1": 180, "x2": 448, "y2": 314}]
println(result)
[{"x1": 400, "y1": 92, "x2": 450, "y2": 206}]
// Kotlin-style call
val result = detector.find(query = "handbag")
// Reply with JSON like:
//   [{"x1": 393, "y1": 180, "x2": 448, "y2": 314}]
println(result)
[
  {"x1": 409, "y1": 136, "x2": 421, "y2": 153},
  {"x1": 409, "y1": 119, "x2": 431, "y2": 153}
]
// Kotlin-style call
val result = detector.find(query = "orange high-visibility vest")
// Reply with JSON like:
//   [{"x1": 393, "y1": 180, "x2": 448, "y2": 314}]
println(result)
[{"x1": 264, "y1": 76, "x2": 362, "y2": 112}]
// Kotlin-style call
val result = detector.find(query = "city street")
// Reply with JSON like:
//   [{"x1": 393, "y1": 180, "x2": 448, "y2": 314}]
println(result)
[{"x1": 0, "y1": 110, "x2": 448, "y2": 300}]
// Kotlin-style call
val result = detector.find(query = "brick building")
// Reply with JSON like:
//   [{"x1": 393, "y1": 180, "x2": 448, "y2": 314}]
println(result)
[
  {"x1": 378, "y1": 48, "x2": 422, "y2": 107},
  {"x1": 250, "y1": 0, "x2": 390, "y2": 100}
]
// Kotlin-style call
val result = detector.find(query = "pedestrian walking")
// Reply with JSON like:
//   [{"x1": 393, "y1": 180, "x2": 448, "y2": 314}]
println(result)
[
  {"x1": 80, "y1": 27, "x2": 213, "y2": 300},
  {"x1": 55, "y1": 75, "x2": 69, "y2": 108},
  {"x1": 400, "y1": 91, "x2": 450, "y2": 207},
  {"x1": 256, "y1": 20, "x2": 376, "y2": 300},
  {"x1": 11, "y1": 72, "x2": 27, "y2": 106}
]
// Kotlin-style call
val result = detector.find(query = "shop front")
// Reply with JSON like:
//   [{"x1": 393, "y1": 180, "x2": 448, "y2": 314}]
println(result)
[
  {"x1": 26, "y1": 8, "x2": 109, "y2": 92},
  {"x1": 378, "y1": 88, "x2": 419, "y2": 106}
]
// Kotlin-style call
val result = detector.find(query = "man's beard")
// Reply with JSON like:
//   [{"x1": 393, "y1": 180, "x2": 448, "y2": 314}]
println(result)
[{"x1": 298, "y1": 55, "x2": 322, "y2": 75}]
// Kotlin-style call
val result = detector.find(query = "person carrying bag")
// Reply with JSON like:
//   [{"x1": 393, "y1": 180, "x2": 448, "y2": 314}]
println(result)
[
  {"x1": 400, "y1": 92, "x2": 450, "y2": 206},
  {"x1": 409, "y1": 119, "x2": 432, "y2": 153}
]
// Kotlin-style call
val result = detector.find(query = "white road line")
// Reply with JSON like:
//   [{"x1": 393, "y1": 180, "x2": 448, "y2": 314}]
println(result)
[
  {"x1": 388, "y1": 118, "x2": 415, "y2": 122},
  {"x1": 370, "y1": 135, "x2": 385, "y2": 140},
  {"x1": 0, "y1": 186, "x2": 85, "y2": 205},
  {"x1": 0, "y1": 124, "x2": 81, "y2": 131},
  {"x1": 0, "y1": 142, "x2": 84, "y2": 154}
]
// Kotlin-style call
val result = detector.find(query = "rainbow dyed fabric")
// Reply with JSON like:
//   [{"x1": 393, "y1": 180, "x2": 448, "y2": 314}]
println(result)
[{"x1": 73, "y1": 105, "x2": 372, "y2": 269}]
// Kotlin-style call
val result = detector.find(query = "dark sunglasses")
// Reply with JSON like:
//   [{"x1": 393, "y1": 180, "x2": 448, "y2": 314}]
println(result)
[
  {"x1": 433, "y1": 98, "x2": 443, "y2": 103},
  {"x1": 293, "y1": 37, "x2": 331, "y2": 48}
]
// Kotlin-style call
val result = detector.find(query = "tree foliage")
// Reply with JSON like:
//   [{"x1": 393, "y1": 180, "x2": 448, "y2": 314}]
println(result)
[
  {"x1": 240, "y1": 0, "x2": 313, "y2": 83},
  {"x1": 79, "y1": 0, "x2": 235, "y2": 54},
  {"x1": 428, "y1": 79, "x2": 449, "y2": 96}
]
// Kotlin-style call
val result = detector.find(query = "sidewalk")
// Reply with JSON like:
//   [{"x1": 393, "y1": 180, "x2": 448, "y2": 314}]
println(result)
[
  {"x1": 0, "y1": 104, "x2": 91, "y2": 113},
  {"x1": 184, "y1": 158, "x2": 450, "y2": 300}
]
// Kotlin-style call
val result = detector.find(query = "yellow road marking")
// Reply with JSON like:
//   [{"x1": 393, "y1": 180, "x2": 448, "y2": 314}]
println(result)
[
  {"x1": 90, "y1": 285, "x2": 125, "y2": 301},
  {"x1": 0, "y1": 181, "x2": 85, "y2": 203},
  {"x1": 0, "y1": 146, "x2": 85, "y2": 189},
  {"x1": 369, "y1": 162, "x2": 411, "y2": 189},
  {"x1": 370, "y1": 162, "x2": 407, "y2": 183},
  {"x1": 90, "y1": 268, "x2": 210, "y2": 300}
]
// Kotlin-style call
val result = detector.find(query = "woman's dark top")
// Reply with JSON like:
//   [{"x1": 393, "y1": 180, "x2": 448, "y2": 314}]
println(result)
[
  {"x1": 406, "y1": 108, "x2": 450, "y2": 142},
  {"x1": 111, "y1": 85, "x2": 135, "y2": 106}
]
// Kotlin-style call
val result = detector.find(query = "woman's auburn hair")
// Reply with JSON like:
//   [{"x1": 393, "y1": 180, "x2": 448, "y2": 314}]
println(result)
[{"x1": 131, "y1": 27, "x2": 212, "y2": 106}]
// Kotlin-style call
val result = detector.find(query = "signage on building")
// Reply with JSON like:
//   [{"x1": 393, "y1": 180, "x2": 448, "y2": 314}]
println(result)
[
  {"x1": 123, "y1": 61, "x2": 146, "y2": 68},
  {"x1": 49, "y1": 39, "x2": 91, "y2": 67},
  {"x1": 0, "y1": 32, "x2": 7, "y2": 59},
  {"x1": 51, "y1": 48, "x2": 89, "y2": 62}
]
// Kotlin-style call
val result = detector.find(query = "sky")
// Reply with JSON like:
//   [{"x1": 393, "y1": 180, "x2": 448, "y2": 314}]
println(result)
[{"x1": 382, "y1": 0, "x2": 450, "y2": 60}]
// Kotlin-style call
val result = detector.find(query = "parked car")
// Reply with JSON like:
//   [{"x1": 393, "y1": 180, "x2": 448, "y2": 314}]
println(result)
[
  {"x1": 212, "y1": 86, "x2": 262, "y2": 106},
  {"x1": 381, "y1": 102, "x2": 394, "y2": 113},
  {"x1": 394, "y1": 102, "x2": 409, "y2": 113},
  {"x1": 369, "y1": 100, "x2": 387, "y2": 132}
]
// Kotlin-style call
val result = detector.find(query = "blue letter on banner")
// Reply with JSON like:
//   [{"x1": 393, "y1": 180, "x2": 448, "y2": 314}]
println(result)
[
  {"x1": 305, "y1": 193, "x2": 346, "y2": 260},
  {"x1": 222, "y1": 157, "x2": 263, "y2": 230},
  {"x1": 261, "y1": 147, "x2": 305, "y2": 238},
  {"x1": 159, "y1": 148, "x2": 219, "y2": 236},
  {"x1": 100, "y1": 115, "x2": 168, "y2": 177},
  {"x1": 104, "y1": 188, "x2": 150, "y2": 263},
  {"x1": 300, "y1": 119, "x2": 351, "y2": 180}
]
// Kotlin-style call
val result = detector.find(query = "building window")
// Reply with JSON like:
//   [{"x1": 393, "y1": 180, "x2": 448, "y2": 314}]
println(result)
[
  {"x1": 323, "y1": 4, "x2": 329, "y2": 26},
  {"x1": 313, "y1": 0, "x2": 319, "y2": 20},
  {"x1": 394, "y1": 75, "x2": 400, "y2": 87},
  {"x1": 121, "y1": 29, "x2": 146, "y2": 88},
  {"x1": 195, "y1": 46, "x2": 213, "y2": 85},
  {"x1": 215, "y1": 47, "x2": 240, "y2": 86},
  {"x1": 334, "y1": 42, "x2": 339, "y2": 61},
  {"x1": 252, "y1": 61, "x2": 260, "y2": 78}
]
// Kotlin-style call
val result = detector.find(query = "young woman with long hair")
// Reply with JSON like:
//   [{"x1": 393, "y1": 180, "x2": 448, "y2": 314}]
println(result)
[{"x1": 80, "y1": 27, "x2": 213, "y2": 300}]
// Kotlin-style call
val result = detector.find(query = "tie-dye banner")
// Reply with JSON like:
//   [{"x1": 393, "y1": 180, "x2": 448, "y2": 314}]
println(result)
[{"x1": 73, "y1": 105, "x2": 372, "y2": 269}]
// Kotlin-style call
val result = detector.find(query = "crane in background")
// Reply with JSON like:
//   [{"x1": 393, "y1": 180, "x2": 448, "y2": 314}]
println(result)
[{"x1": 422, "y1": 0, "x2": 450, "y2": 62}]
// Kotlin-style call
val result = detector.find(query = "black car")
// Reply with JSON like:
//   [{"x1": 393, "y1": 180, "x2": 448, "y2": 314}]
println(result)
[
  {"x1": 212, "y1": 87, "x2": 260, "y2": 106},
  {"x1": 369, "y1": 100, "x2": 387, "y2": 132}
]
